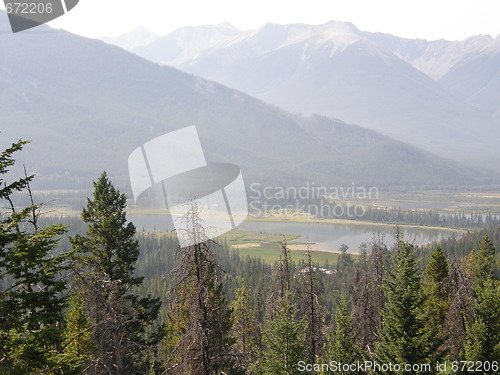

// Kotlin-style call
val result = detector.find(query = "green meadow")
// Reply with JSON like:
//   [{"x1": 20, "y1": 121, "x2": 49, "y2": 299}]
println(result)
[{"x1": 219, "y1": 228, "x2": 357, "y2": 266}]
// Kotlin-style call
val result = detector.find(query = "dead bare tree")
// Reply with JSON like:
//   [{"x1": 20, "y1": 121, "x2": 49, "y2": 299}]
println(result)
[
  {"x1": 443, "y1": 259, "x2": 475, "y2": 359},
  {"x1": 299, "y1": 242, "x2": 325, "y2": 362},
  {"x1": 164, "y1": 200, "x2": 237, "y2": 375}
]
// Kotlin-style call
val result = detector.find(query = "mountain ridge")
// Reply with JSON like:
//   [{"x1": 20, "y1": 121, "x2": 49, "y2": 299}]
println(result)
[
  {"x1": 116, "y1": 21, "x2": 500, "y2": 170},
  {"x1": 0, "y1": 11, "x2": 496, "y2": 191}
]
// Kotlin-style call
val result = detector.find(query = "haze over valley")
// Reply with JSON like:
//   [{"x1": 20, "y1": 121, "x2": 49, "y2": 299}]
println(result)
[
  {"x1": 1, "y1": 3, "x2": 500, "y2": 373},
  {"x1": 106, "y1": 21, "x2": 500, "y2": 172}
]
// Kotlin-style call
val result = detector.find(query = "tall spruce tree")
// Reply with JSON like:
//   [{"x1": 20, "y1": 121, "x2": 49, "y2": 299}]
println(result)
[
  {"x1": 464, "y1": 280, "x2": 500, "y2": 368},
  {"x1": 257, "y1": 292, "x2": 307, "y2": 375},
  {"x1": 464, "y1": 237, "x2": 500, "y2": 368},
  {"x1": 70, "y1": 172, "x2": 161, "y2": 374},
  {"x1": 336, "y1": 243, "x2": 354, "y2": 292},
  {"x1": 471, "y1": 236, "x2": 497, "y2": 289},
  {"x1": 255, "y1": 241, "x2": 306, "y2": 375},
  {"x1": 376, "y1": 241, "x2": 443, "y2": 374},
  {"x1": 0, "y1": 140, "x2": 70, "y2": 374},
  {"x1": 231, "y1": 280, "x2": 260, "y2": 371},
  {"x1": 323, "y1": 295, "x2": 362, "y2": 375},
  {"x1": 421, "y1": 247, "x2": 449, "y2": 342},
  {"x1": 60, "y1": 291, "x2": 94, "y2": 374}
]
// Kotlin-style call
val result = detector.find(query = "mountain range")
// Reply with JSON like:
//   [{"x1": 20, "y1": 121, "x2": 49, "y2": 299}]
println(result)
[
  {"x1": 369, "y1": 32, "x2": 500, "y2": 117},
  {"x1": 0, "y1": 10, "x2": 497, "y2": 192},
  {"x1": 110, "y1": 21, "x2": 500, "y2": 172}
]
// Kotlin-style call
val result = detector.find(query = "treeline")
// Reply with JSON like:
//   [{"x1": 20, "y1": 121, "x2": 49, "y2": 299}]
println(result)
[
  {"x1": 1, "y1": 141, "x2": 499, "y2": 374},
  {"x1": 419, "y1": 226, "x2": 500, "y2": 263},
  {"x1": 350, "y1": 206, "x2": 500, "y2": 228},
  {"x1": 250, "y1": 195, "x2": 500, "y2": 229}
]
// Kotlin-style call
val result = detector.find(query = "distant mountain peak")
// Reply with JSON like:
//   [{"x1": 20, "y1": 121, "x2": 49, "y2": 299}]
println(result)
[
  {"x1": 101, "y1": 26, "x2": 159, "y2": 50},
  {"x1": 132, "y1": 25, "x2": 154, "y2": 33},
  {"x1": 242, "y1": 21, "x2": 364, "y2": 56},
  {"x1": 213, "y1": 22, "x2": 240, "y2": 31},
  {"x1": 1, "y1": 18, "x2": 497, "y2": 187}
]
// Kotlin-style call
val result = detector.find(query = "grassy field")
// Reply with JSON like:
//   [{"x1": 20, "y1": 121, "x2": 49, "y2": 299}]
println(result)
[
  {"x1": 219, "y1": 228, "x2": 300, "y2": 245},
  {"x1": 233, "y1": 242, "x2": 354, "y2": 266},
  {"x1": 218, "y1": 228, "x2": 357, "y2": 266}
]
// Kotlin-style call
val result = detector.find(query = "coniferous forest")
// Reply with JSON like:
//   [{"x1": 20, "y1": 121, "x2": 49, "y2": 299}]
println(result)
[{"x1": 1, "y1": 141, "x2": 499, "y2": 375}]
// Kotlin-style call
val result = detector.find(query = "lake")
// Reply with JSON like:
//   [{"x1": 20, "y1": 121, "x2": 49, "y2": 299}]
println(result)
[{"x1": 128, "y1": 214, "x2": 461, "y2": 253}]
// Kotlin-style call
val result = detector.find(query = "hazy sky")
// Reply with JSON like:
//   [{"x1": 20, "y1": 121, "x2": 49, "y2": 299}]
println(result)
[{"x1": 2, "y1": 0, "x2": 500, "y2": 40}]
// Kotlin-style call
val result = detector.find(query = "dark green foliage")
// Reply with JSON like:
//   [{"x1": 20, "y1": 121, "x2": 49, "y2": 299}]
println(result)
[
  {"x1": 0, "y1": 140, "x2": 70, "y2": 374},
  {"x1": 69, "y1": 172, "x2": 161, "y2": 374},
  {"x1": 427, "y1": 226, "x2": 500, "y2": 260},
  {"x1": 464, "y1": 280, "x2": 500, "y2": 366},
  {"x1": 336, "y1": 243, "x2": 355, "y2": 292},
  {"x1": 2, "y1": 139, "x2": 500, "y2": 374},
  {"x1": 256, "y1": 292, "x2": 307, "y2": 375},
  {"x1": 71, "y1": 171, "x2": 142, "y2": 286},
  {"x1": 60, "y1": 292, "x2": 94, "y2": 374},
  {"x1": 376, "y1": 241, "x2": 444, "y2": 374},
  {"x1": 471, "y1": 236, "x2": 497, "y2": 289},
  {"x1": 323, "y1": 295, "x2": 362, "y2": 374},
  {"x1": 231, "y1": 281, "x2": 260, "y2": 371},
  {"x1": 464, "y1": 237, "x2": 500, "y2": 368},
  {"x1": 421, "y1": 247, "x2": 449, "y2": 339}
]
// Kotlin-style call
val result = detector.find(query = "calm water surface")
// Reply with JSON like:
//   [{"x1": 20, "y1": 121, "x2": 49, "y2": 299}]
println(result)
[{"x1": 128, "y1": 214, "x2": 460, "y2": 253}]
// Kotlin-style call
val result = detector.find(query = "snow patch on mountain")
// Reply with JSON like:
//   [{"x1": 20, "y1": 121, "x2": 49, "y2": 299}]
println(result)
[{"x1": 370, "y1": 33, "x2": 500, "y2": 79}]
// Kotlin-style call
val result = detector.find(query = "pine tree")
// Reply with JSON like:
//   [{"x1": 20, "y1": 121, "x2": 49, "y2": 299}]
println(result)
[
  {"x1": 255, "y1": 239, "x2": 306, "y2": 375},
  {"x1": 324, "y1": 295, "x2": 362, "y2": 375},
  {"x1": 336, "y1": 243, "x2": 354, "y2": 291},
  {"x1": 421, "y1": 247, "x2": 449, "y2": 341},
  {"x1": 471, "y1": 236, "x2": 497, "y2": 289},
  {"x1": 70, "y1": 172, "x2": 162, "y2": 374},
  {"x1": 257, "y1": 292, "x2": 307, "y2": 375},
  {"x1": 60, "y1": 291, "x2": 94, "y2": 374},
  {"x1": 464, "y1": 280, "x2": 500, "y2": 367},
  {"x1": 0, "y1": 140, "x2": 70, "y2": 374},
  {"x1": 376, "y1": 241, "x2": 443, "y2": 374},
  {"x1": 164, "y1": 200, "x2": 237, "y2": 375},
  {"x1": 464, "y1": 237, "x2": 500, "y2": 368},
  {"x1": 231, "y1": 280, "x2": 260, "y2": 371}
]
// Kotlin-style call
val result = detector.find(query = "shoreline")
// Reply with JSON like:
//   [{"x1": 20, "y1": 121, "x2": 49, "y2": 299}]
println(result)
[
  {"x1": 41, "y1": 209, "x2": 466, "y2": 234},
  {"x1": 244, "y1": 215, "x2": 466, "y2": 233}
]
